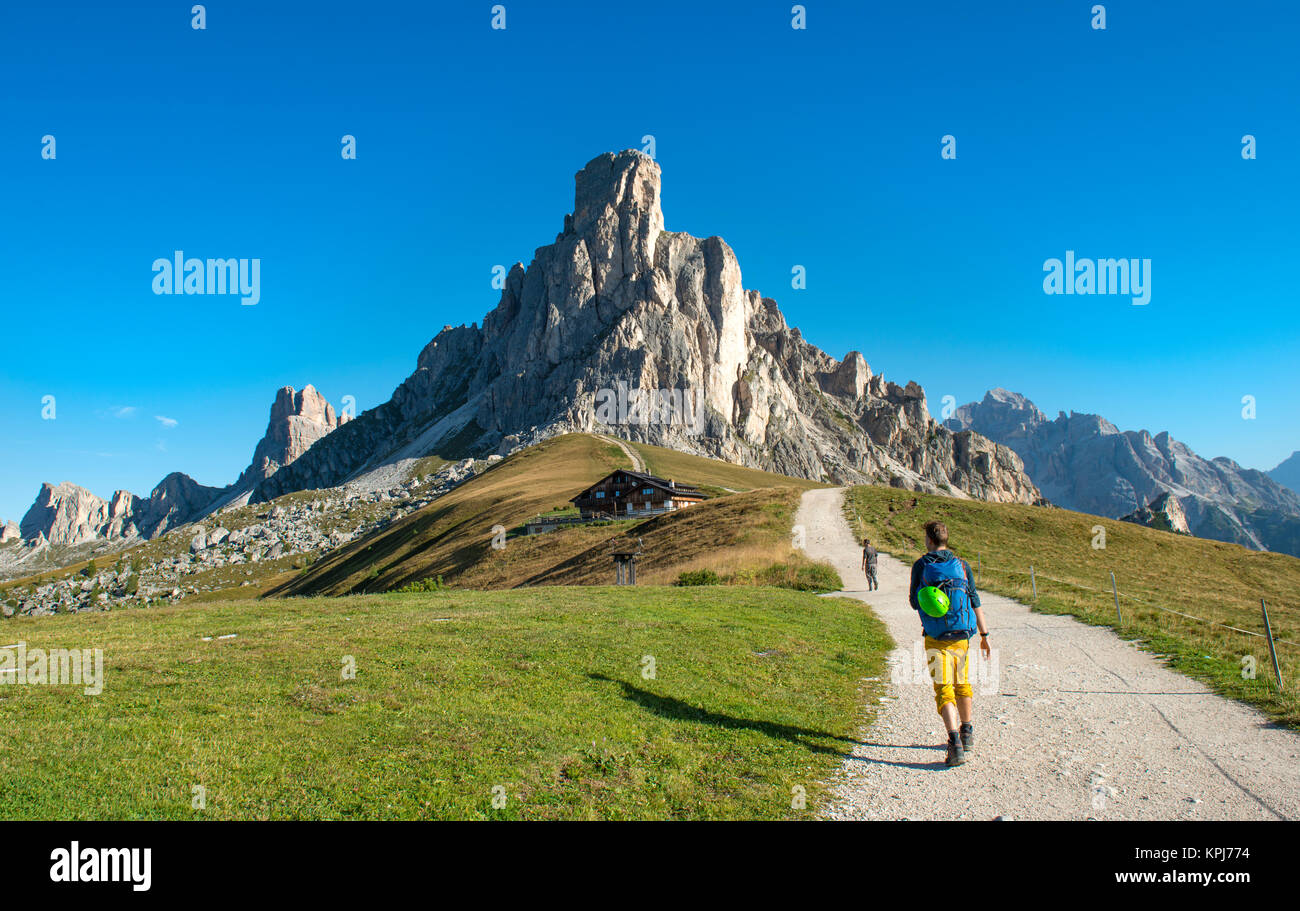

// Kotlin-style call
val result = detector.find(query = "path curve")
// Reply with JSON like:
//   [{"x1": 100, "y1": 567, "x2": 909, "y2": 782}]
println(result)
[
  {"x1": 597, "y1": 433, "x2": 645, "y2": 472},
  {"x1": 796, "y1": 487, "x2": 1300, "y2": 820}
]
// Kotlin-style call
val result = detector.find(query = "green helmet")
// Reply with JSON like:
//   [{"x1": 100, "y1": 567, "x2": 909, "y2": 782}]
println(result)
[{"x1": 917, "y1": 585, "x2": 950, "y2": 618}]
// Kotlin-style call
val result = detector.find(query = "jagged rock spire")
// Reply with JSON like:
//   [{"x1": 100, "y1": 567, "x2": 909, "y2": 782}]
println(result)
[{"x1": 256, "y1": 150, "x2": 1041, "y2": 505}]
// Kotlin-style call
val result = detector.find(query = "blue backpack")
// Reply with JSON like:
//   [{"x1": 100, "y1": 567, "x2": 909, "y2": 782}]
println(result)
[{"x1": 918, "y1": 556, "x2": 976, "y2": 640}]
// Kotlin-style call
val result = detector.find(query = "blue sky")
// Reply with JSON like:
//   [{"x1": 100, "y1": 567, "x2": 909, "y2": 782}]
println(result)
[{"x1": 1, "y1": 1, "x2": 1297, "y2": 521}]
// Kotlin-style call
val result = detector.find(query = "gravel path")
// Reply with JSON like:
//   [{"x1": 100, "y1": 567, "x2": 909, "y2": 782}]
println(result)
[
  {"x1": 597, "y1": 434, "x2": 645, "y2": 472},
  {"x1": 796, "y1": 487, "x2": 1300, "y2": 820}
]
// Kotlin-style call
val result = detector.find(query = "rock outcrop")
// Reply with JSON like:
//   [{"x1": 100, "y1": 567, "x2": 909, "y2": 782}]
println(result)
[
  {"x1": 20, "y1": 482, "x2": 122, "y2": 546},
  {"x1": 1120, "y1": 492, "x2": 1192, "y2": 535},
  {"x1": 947, "y1": 388, "x2": 1300, "y2": 555},
  {"x1": 0, "y1": 520, "x2": 20, "y2": 544},
  {"x1": 257, "y1": 151, "x2": 1040, "y2": 505},
  {"x1": 231, "y1": 384, "x2": 350, "y2": 492}
]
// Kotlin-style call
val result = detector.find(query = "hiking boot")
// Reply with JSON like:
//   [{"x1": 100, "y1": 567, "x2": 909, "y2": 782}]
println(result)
[
  {"x1": 945, "y1": 734, "x2": 967, "y2": 767},
  {"x1": 960, "y1": 722, "x2": 975, "y2": 752}
]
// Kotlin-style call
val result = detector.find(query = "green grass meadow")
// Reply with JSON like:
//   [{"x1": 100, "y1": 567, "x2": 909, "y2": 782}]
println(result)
[{"x1": 0, "y1": 586, "x2": 889, "y2": 820}]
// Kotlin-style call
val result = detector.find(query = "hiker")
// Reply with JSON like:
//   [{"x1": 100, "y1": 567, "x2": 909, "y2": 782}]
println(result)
[
  {"x1": 861, "y1": 538, "x2": 878, "y2": 591},
  {"x1": 908, "y1": 520, "x2": 990, "y2": 767}
]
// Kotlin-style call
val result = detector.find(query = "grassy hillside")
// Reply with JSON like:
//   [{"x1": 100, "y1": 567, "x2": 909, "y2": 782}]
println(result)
[
  {"x1": 845, "y1": 485, "x2": 1300, "y2": 727},
  {"x1": 626, "y1": 441, "x2": 827, "y2": 496},
  {"x1": 456, "y1": 487, "x2": 813, "y2": 588},
  {"x1": 0, "y1": 587, "x2": 889, "y2": 819},
  {"x1": 275, "y1": 434, "x2": 827, "y2": 597}
]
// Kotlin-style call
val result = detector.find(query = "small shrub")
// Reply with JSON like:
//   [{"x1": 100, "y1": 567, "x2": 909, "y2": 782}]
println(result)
[
  {"x1": 674, "y1": 569, "x2": 722, "y2": 586},
  {"x1": 394, "y1": 575, "x2": 445, "y2": 593}
]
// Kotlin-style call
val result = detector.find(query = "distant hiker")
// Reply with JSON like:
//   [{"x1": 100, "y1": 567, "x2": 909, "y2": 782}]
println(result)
[
  {"x1": 861, "y1": 538, "x2": 878, "y2": 591},
  {"x1": 908, "y1": 520, "x2": 990, "y2": 767}
]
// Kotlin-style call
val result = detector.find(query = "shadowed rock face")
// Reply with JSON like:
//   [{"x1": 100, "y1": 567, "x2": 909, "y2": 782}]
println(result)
[
  {"x1": 948, "y1": 388, "x2": 1300, "y2": 555},
  {"x1": 1270, "y1": 451, "x2": 1300, "y2": 495},
  {"x1": 257, "y1": 150, "x2": 1040, "y2": 505}
]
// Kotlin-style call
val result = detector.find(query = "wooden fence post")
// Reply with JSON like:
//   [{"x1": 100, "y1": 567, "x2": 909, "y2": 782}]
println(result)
[
  {"x1": 1110, "y1": 571, "x2": 1122, "y2": 625},
  {"x1": 1030, "y1": 565, "x2": 1037, "y2": 600},
  {"x1": 1261, "y1": 599, "x2": 1283, "y2": 689}
]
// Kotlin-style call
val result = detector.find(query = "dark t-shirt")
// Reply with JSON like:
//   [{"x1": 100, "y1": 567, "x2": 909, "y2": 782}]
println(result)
[{"x1": 863, "y1": 546, "x2": 878, "y2": 567}]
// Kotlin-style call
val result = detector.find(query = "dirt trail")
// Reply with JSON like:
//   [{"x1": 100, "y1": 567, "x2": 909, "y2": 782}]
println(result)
[
  {"x1": 795, "y1": 487, "x2": 1300, "y2": 820},
  {"x1": 597, "y1": 434, "x2": 645, "y2": 472}
]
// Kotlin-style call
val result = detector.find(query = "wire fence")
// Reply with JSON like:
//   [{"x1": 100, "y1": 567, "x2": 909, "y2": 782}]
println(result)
[
  {"x1": 848, "y1": 508, "x2": 1294, "y2": 690},
  {"x1": 972, "y1": 558, "x2": 1294, "y2": 657}
]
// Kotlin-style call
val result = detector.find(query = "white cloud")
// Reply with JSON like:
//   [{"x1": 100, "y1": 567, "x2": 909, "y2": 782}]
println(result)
[
  {"x1": 154, "y1": 415, "x2": 178, "y2": 429},
  {"x1": 110, "y1": 406, "x2": 137, "y2": 418}
]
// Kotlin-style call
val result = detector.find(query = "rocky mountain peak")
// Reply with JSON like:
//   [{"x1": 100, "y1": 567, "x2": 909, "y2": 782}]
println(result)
[
  {"x1": 235, "y1": 384, "x2": 349, "y2": 490},
  {"x1": 7, "y1": 154, "x2": 1044, "y2": 557},
  {"x1": 983, "y1": 388, "x2": 1046, "y2": 422},
  {"x1": 255, "y1": 150, "x2": 1042, "y2": 506},
  {"x1": 270, "y1": 384, "x2": 337, "y2": 427},
  {"x1": 20, "y1": 482, "x2": 106, "y2": 546},
  {"x1": 571, "y1": 150, "x2": 663, "y2": 242},
  {"x1": 947, "y1": 388, "x2": 1046, "y2": 438}
]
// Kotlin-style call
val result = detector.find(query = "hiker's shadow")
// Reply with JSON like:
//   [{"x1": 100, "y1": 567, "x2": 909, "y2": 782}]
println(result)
[
  {"x1": 587, "y1": 673, "x2": 866, "y2": 757},
  {"x1": 844, "y1": 743, "x2": 949, "y2": 771}
]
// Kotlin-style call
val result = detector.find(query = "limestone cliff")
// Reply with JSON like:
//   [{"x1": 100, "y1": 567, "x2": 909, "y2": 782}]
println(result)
[{"x1": 258, "y1": 151, "x2": 1040, "y2": 505}]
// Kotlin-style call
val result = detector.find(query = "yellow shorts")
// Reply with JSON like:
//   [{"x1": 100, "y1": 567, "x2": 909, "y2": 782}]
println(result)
[{"x1": 924, "y1": 636, "x2": 973, "y2": 714}]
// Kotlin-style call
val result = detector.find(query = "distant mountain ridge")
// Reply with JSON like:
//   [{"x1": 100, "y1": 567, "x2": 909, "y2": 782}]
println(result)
[
  {"x1": 14, "y1": 384, "x2": 347, "y2": 547},
  {"x1": 946, "y1": 388, "x2": 1300, "y2": 556},
  {"x1": 1270, "y1": 451, "x2": 1300, "y2": 495}
]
